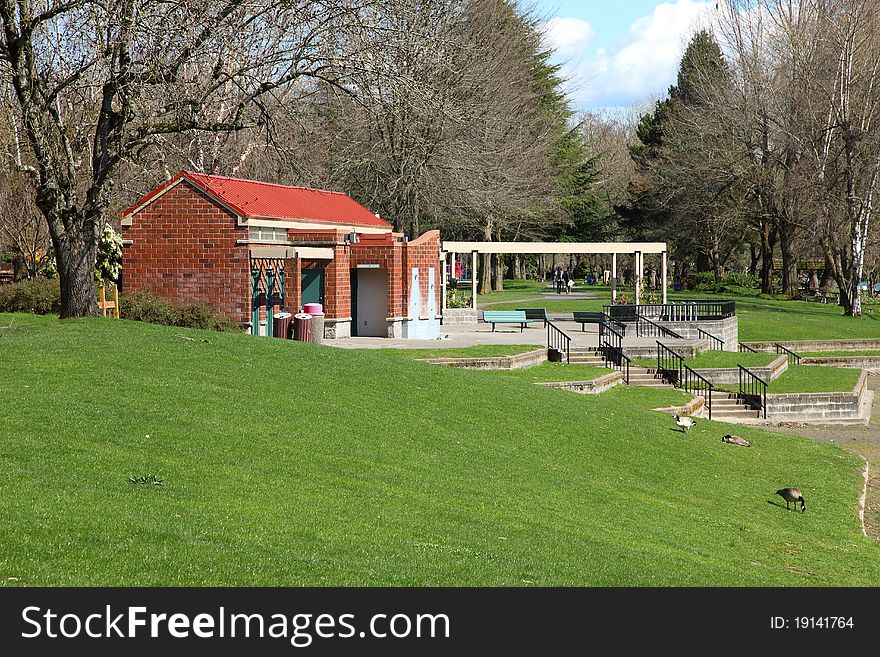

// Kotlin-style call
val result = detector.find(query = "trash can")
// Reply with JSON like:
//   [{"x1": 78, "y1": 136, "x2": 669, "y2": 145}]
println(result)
[
  {"x1": 293, "y1": 313, "x2": 312, "y2": 342},
  {"x1": 273, "y1": 312, "x2": 293, "y2": 339},
  {"x1": 310, "y1": 312, "x2": 324, "y2": 344}
]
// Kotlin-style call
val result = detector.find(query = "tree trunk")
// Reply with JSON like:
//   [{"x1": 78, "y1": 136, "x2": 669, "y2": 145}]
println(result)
[
  {"x1": 749, "y1": 244, "x2": 759, "y2": 277},
  {"x1": 491, "y1": 254, "x2": 504, "y2": 291},
  {"x1": 779, "y1": 222, "x2": 798, "y2": 297},
  {"x1": 54, "y1": 235, "x2": 99, "y2": 318},
  {"x1": 760, "y1": 223, "x2": 776, "y2": 294}
]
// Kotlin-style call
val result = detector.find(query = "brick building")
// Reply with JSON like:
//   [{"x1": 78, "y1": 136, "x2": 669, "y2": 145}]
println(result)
[{"x1": 120, "y1": 171, "x2": 441, "y2": 339}]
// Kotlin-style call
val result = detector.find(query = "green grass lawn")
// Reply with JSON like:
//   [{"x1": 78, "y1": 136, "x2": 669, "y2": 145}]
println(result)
[
  {"x1": 378, "y1": 344, "x2": 540, "y2": 360},
  {"x1": 767, "y1": 366, "x2": 862, "y2": 393},
  {"x1": 633, "y1": 352, "x2": 778, "y2": 369},
  {"x1": 1, "y1": 313, "x2": 878, "y2": 586},
  {"x1": 716, "y1": 365, "x2": 862, "y2": 394},
  {"x1": 485, "y1": 284, "x2": 880, "y2": 342}
]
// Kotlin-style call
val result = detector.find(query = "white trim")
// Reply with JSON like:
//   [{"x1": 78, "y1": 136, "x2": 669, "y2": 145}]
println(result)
[
  {"x1": 442, "y1": 241, "x2": 668, "y2": 255},
  {"x1": 248, "y1": 218, "x2": 390, "y2": 234},
  {"x1": 248, "y1": 245, "x2": 335, "y2": 260}
]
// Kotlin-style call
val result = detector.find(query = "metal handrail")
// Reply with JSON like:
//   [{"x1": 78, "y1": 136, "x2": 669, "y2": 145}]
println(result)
[
  {"x1": 657, "y1": 341, "x2": 715, "y2": 419},
  {"x1": 599, "y1": 322, "x2": 630, "y2": 383},
  {"x1": 697, "y1": 328, "x2": 725, "y2": 351},
  {"x1": 775, "y1": 343, "x2": 801, "y2": 365},
  {"x1": 738, "y1": 365, "x2": 768, "y2": 419},
  {"x1": 604, "y1": 300, "x2": 736, "y2": 322},
  {"x1": 637, "y1": 315, "x2": 684, "y2": 339},
  {"x1": 600, "y1": 313, "x2": 627, "y2": 337},
  {"x1": 547, "y1": 321, "x2": 571, "y2": 364},
  {"x1": 738, "y1": 343, "x2": 759, "y2": 354}
]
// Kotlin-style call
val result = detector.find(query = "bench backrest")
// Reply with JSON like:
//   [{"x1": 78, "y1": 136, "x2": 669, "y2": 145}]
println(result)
[
  {"x1": 573, "y1": 311, "x2": 604, "y2": 321},
  {"x1": 482, "y1": 310, "x2": 527, "y2": 322},
  {"x1": 516, "y1": 308, "x2": 548, "y2": 319}
]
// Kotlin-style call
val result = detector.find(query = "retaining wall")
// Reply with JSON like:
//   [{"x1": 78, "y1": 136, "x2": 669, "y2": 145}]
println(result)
[
  {"x1": 441, "y1": 308, "x2": 478, "y2": 325},
  {"x1": 745, "y1": 338, "x2": 880, "y2": 352},
  {"x1": 765, "y1": 369, "x2": 869, "y2": 421},
  {"x1": 693, "y1": 355, "x2": 788, "y2": 385},
  {"x1": 419, "y1": 347, "x2": 546, "y2": 371},
  {"x1": 536, "y1": 371, "x2": 623, "y2": 394}
]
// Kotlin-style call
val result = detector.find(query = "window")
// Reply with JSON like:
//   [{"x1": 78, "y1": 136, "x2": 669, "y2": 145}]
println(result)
[{"x1": 249, "y1": 226, "x2": 289, "y2": 243}]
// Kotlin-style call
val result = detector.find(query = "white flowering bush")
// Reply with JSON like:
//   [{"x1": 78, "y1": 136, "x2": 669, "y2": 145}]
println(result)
[{"x1": 95, "y1": 224, "x2": 122, "y2": 283}]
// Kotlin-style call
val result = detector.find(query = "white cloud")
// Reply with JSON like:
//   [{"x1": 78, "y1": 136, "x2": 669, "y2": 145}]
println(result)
[
  {"x1": 542, "y1": 17, "x2": 595, "y2": 58},
  {"x1": 558, "y1": 1, "x2": 717, "y2": 110}
]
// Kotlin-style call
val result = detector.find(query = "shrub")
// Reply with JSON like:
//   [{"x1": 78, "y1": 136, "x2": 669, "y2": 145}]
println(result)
[
  {"x1": 0, "y1": 278, "x2": 61, "y2": 314},
  {"x1": 720, "y1": 271, "x2": 759, "y2": 289},
  {"x1": 121, "y1": 291, "x2": 241, "y2": 332},
  {"x1": 687, "y1": 271, "x2": 717, "y2": 291}
]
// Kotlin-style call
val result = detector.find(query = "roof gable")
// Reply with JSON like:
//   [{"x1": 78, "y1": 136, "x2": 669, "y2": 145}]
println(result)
[{"x1": 121, "y1": 171, "x2": 391, "y2": 229}]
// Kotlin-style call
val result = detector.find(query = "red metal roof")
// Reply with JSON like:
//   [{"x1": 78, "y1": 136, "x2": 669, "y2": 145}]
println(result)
[{"x1": 121, "y1": 170, "x2": 391, "y2": 229}]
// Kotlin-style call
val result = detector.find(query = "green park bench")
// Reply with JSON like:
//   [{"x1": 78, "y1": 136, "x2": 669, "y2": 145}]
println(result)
[
  {"x1": 516, "y1": 308, "x2": 551, "y2": 327},
  {"x1": 482, "y1": 310, "x2": 534, "y2": 332},
  {"x1": 573, "y1": 311, "x2": 605, "y2": 332}
]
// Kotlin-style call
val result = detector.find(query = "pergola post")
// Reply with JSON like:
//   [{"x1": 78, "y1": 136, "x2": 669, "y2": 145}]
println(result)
[
  {"x1": 634, "y1": 251, "x2": 641, "y2": 305},
  {"x1": 471, "y1": 250, "x2": 478, "y2": 310},
  {"x1": 661, "y1": 250, "x2": 668, "y2": 304},
  {"x1": 611, "y1": 253, "x2": 617, "y2": 302}
]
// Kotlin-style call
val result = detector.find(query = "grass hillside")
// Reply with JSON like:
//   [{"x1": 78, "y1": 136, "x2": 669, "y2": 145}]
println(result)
[{"x1": 1, "y1": 313, "x2": 878, "y2": 586}]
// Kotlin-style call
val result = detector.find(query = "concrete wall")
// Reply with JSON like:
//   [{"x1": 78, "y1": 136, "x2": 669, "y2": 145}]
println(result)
[
  {"x1": 745, "y1": 338, "x2": 880, "y2": 352},
  {"x1": 441, "y1": 308, "x2": 478, "y2": 325},
  {"x1": 693, "y1": 355, "x2": 788, "y2": 385},
  {"x1": 537, "y1": 371, "x2": 623, "y2": 394},
  {"x1": 420, "y1": 348, "x2": 546, "y2": 371},
  {"x1": 765, "y1": 369, "x2": 869, "y2": 421},
  {"x1": 802, "y1": 356, "x2": 880, "y2": 374},
  {"x1": 658, "y1": 316, "x2": 739, "y2": 351}
]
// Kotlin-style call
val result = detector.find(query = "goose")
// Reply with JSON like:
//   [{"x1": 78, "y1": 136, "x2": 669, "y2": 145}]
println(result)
[
  {"x1": 777, "y1": 487, "x2": 806, "y2": 513},
  {"x1": 722, "y1": 434, "x2": 751, "y2": 447},
  {"x1": 672, "y1": 414, "x2": 696, "y2": 434}
]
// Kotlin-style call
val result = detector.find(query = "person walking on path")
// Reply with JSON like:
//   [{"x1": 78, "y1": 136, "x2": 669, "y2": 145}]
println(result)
[
  {"x1": 562, "y1": 268, "x2": 570, "y2": 295},
  {"x1": 554, "y1": 266, "x2": 563, "y2": 294}
]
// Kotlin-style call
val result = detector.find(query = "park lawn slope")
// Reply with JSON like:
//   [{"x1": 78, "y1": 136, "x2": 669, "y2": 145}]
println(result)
[{"x1": 0, "y1": 313, "x2": 878, "y2": 586}]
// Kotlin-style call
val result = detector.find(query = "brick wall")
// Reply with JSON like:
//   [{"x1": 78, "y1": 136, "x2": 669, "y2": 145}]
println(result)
[{"x1": 122, "y1": 181, "x2": 250, "y2": 322}]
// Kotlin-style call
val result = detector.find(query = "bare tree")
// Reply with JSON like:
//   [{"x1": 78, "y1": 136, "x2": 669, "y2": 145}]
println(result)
[{"x1": 0, "y1": 1, "x2": 373, "y2": 317}]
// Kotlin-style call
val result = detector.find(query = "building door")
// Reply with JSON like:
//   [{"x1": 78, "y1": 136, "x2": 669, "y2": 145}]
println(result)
[
  {"x1": 301, "y1": 269, "x2": 324, "y2": 308},
  {"x1": 352, "y1": 268, "x2": 387, "y2": 337}
]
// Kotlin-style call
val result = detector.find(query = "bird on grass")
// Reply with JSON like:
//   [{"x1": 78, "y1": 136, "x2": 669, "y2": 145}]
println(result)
[
  {"x1": 673, "y1": 414, "x2": 696, "y2": 434},
  {"x1": 722, "y1": 434, "x2": 751, "y2": 447},
  {"x1": 777, "y1": 487, "x2": 806, "y2": 513}
]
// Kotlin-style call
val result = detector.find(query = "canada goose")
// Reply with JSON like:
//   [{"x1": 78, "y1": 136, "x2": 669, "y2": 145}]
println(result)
[
  {"x1": 722, "y1": 434, "x2": 751, "y2": 447},
  {"x1": 777, "y1": 487, "x2": 806, "y2": 513},
  {"x1": 673, "y1": 414, "x2": 696, "y2": 433}
]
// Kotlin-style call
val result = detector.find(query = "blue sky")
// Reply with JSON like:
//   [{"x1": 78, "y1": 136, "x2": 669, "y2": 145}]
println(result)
[{"x1": 532, "y1": 1, "x2": 716, "y2": 113}]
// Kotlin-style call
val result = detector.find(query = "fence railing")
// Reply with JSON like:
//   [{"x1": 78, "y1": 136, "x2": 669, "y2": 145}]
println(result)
[
  {"x1": 636, "y1": 315, "x2": 684, "y2": 339},
  {"x1": 547, "y1": 321, "x2": 571, "y2": 364},
  {"x1": 738, "y1": 342, "x2": 759, "y2": 354},
  {"x1": 599, "y1": 322, "x2": 630, "y2": 383},
  {"x1": 600, "y1": 313, "x2": 627, "y2": 336},
  {"x1": 604, "y1": 300, "x2": 736, "y2": 323},
  {"x1": 656, "y1": 341, "x2": 715, "y2": 419},
  {"x1": 738, "y1": 365, "x2": 768, "y2": 419},
  {"x1": 775, "y1": 343, "x2": 801, "y2": 365},
  {"x1": 697, "y1": 328, "x2": 725, "y2": 351}
]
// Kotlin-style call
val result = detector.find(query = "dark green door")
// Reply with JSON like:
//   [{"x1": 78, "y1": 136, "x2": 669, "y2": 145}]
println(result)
[
  {"x1": 350, "y1": 269, "x2": 359, "y2": 337},
  {"x1": 301, "y1": 269, "x2": 325, "y2": 308}
]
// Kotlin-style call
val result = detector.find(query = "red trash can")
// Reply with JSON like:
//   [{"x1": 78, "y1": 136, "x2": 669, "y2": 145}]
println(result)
[
  {"x1": 273, "y1": 312, "x2": 293, "y2": 339},
  {"x1": 293, "y1": 313, "x2": 312, "y2": 342}
]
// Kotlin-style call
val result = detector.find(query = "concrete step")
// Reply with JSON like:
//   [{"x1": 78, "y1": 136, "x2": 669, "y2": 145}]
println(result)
[
  {"x1": 710, "y1": 408, "x2": 762, "y2": 419},
  {"x1": 569, "y1": 358, "x2": 606, "y2": 365}
]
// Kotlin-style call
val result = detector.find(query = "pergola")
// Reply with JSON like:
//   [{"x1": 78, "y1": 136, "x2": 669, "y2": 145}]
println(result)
[{"x1": 440, "y1": 241, "x2": 669, "y2": 310}]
